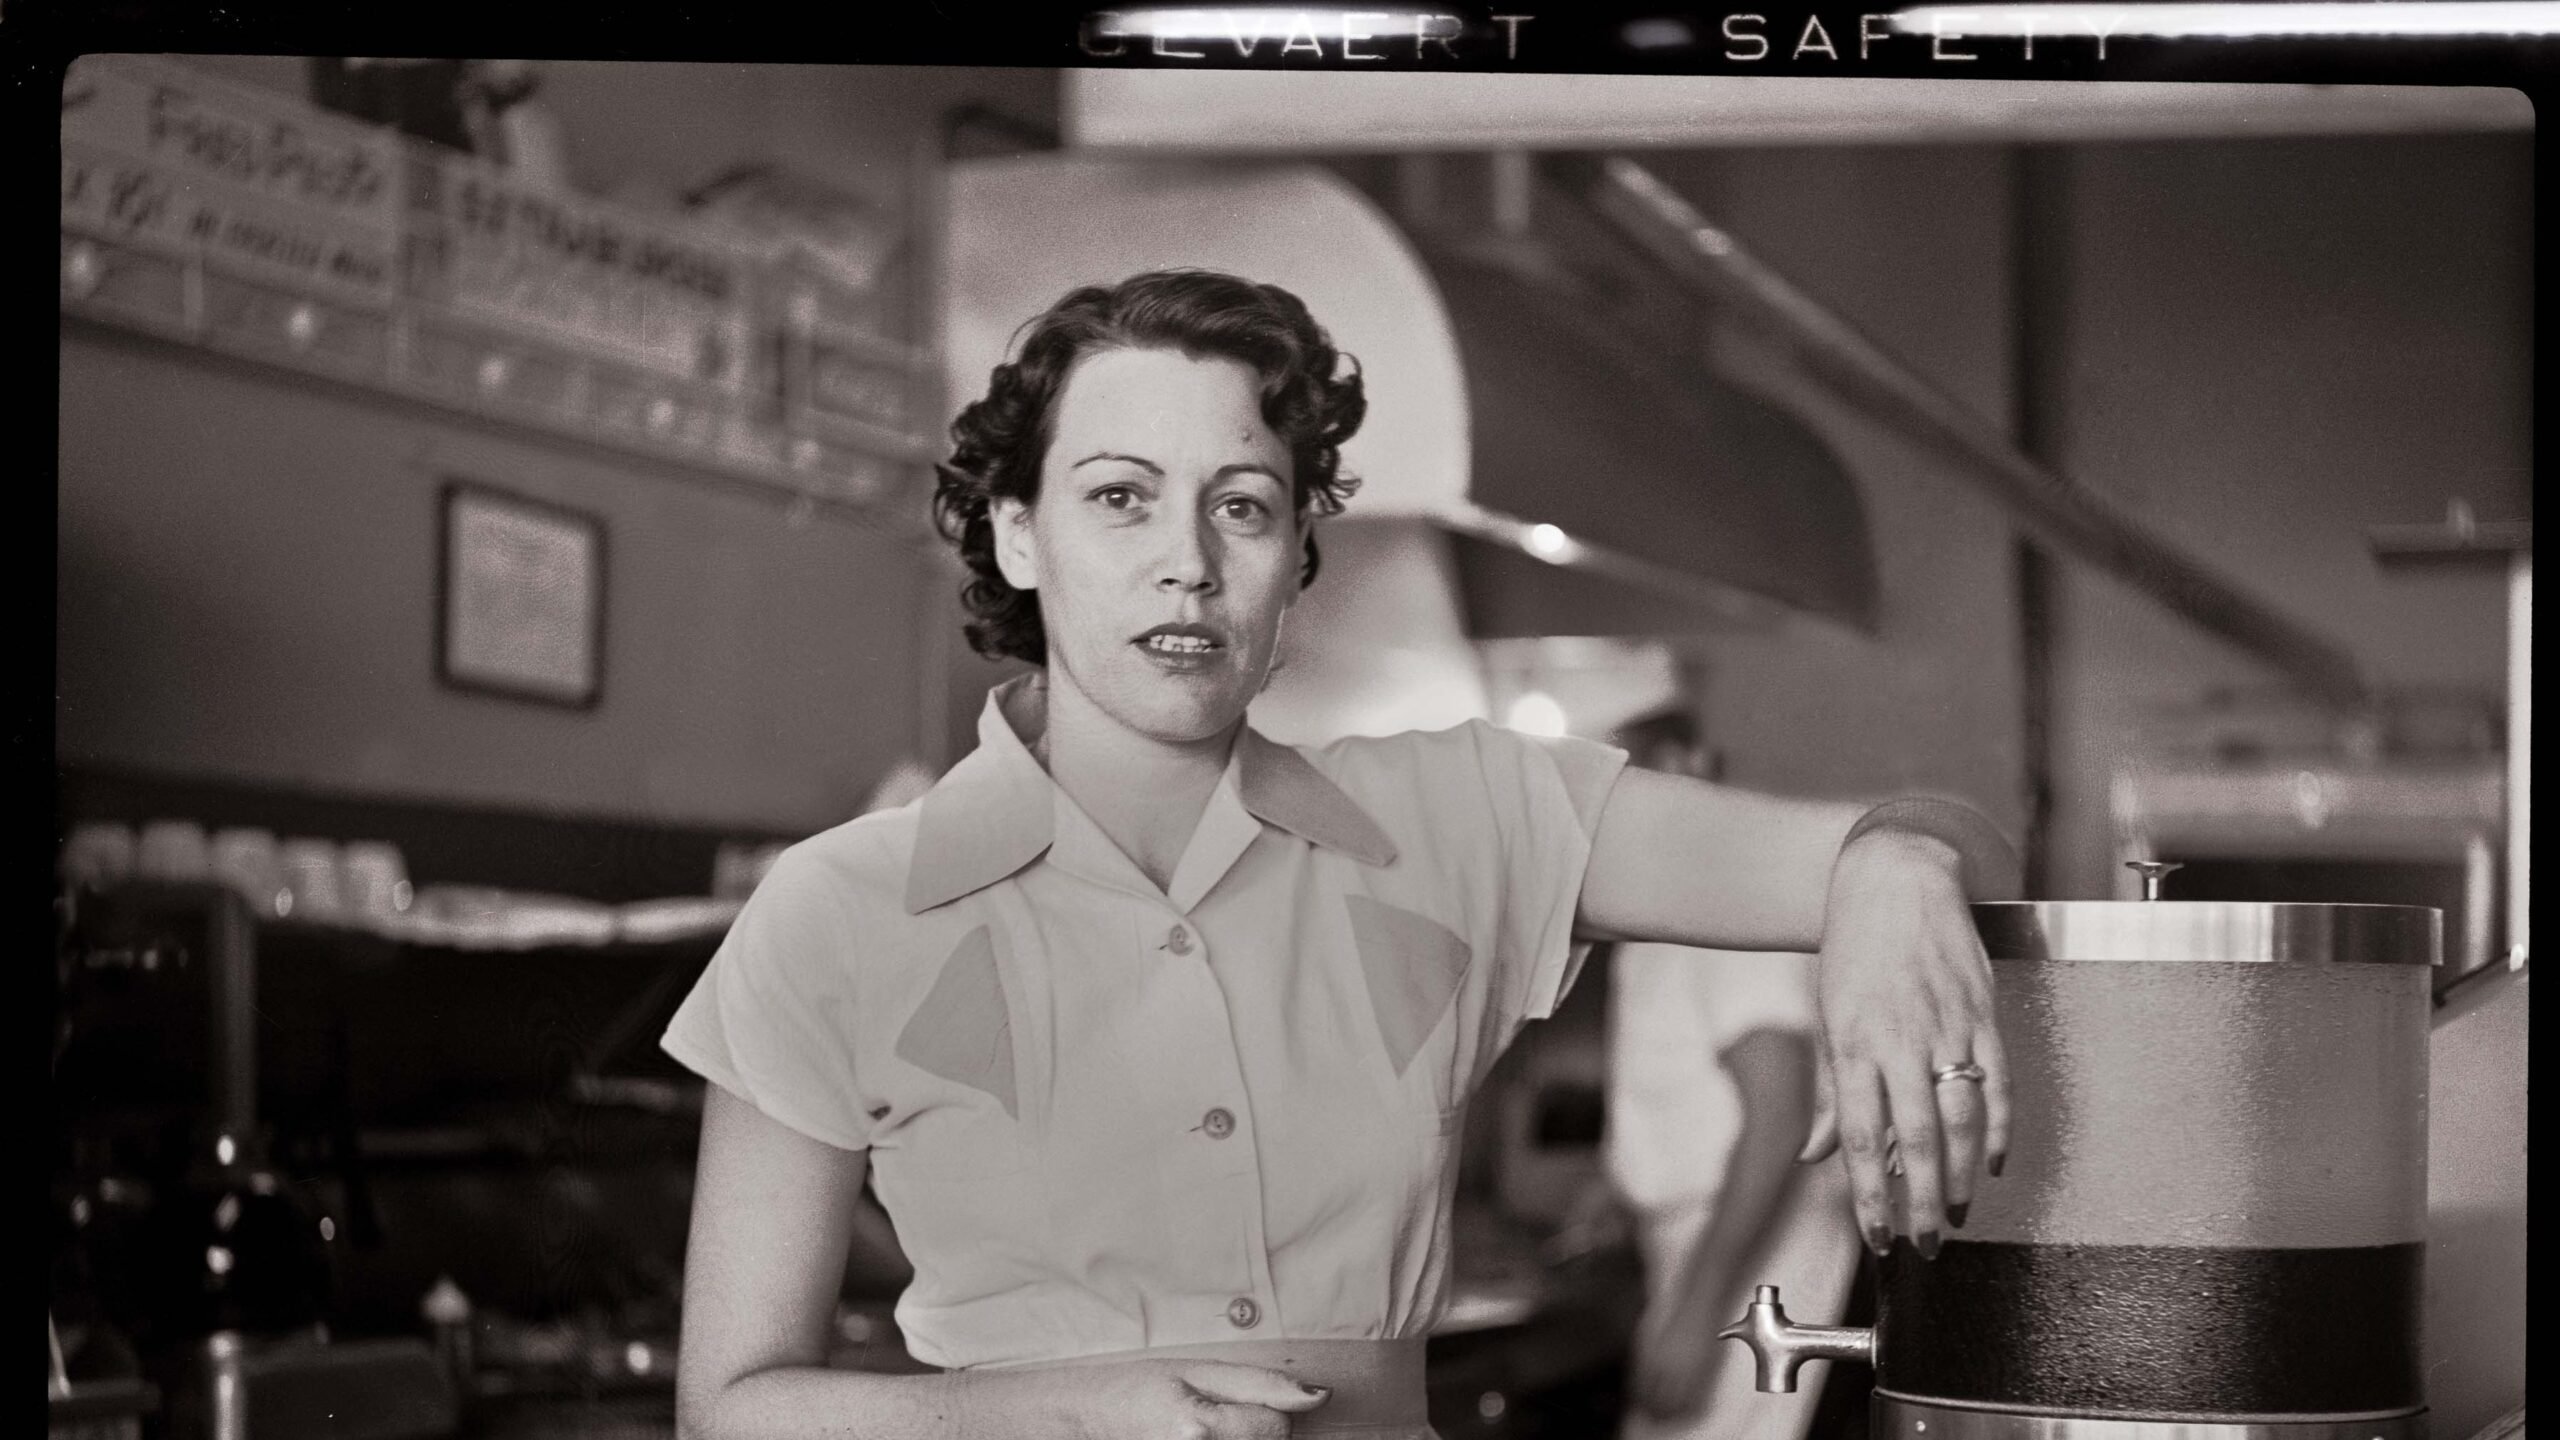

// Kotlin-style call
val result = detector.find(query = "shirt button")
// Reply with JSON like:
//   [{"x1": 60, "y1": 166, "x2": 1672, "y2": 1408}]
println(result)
[
  {"x1": 1165, "y1": 925, "x2": 1194, "y2": 956},
  {"x1": 1226, "y1": 1296, "x2": 1261, "y2": 1329},
  {"x1": 1202, "y1": 1107, "x2": 1235, "y2": 1140}
]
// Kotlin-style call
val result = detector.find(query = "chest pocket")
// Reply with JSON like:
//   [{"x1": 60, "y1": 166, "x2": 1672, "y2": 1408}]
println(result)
[
  {"x1": 1346, "y1": 895, "x2": 1473, "y2": 1131},
  {"x1": 887, "y1": 925, "x2": 1034, "y2": 1180}
]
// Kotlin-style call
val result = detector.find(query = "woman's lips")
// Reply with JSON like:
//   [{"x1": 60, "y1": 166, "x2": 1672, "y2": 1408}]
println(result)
[{"x1": 1133, "y1": 623, "x2": 1226, "y2": 667}]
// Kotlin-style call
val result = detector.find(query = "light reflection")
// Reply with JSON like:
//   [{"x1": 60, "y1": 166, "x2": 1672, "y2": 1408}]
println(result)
[
  {"x1": 1892, "y1": 1, "x2": 2560, "y2": 36},
  {"x1": 1504, "y1": 691, "x2": 1569, "y2": 737},
  {"x1": 1621, "y1": 16, "x2": 1696, "y2": 48}
]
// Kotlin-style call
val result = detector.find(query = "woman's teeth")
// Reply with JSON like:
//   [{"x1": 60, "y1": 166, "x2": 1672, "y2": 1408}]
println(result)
[{"x1": 1144, "y1": 635, "x2": 1217, "y2": 654}]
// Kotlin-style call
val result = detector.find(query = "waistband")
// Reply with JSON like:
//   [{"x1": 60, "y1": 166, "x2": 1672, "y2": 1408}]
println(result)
[{"x1": 987, "y1": 1338, "x2": 1433, "y2": 1436}]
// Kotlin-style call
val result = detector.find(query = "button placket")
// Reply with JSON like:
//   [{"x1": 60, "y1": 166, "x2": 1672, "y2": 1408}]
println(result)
[
  {"x1": 1138, "y1": 903, "x2": 1279, "y2": 1335},
  {"x1": 1158, "y1": 919, "x2": 1252, "y2": 1174}
]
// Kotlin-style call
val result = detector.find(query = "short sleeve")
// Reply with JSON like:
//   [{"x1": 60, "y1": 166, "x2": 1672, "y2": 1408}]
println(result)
[
  {"x1": 1469, "y1": 722, "x2": 1630, "y2": 1025},
  {"x1": 661, "y1": 848, "x2": 875, "y2": 1152}
]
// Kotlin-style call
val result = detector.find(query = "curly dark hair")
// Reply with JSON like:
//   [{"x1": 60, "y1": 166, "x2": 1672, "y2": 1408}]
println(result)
[{"x1": 932, "y1": 269, "x2": 1367, "y2": 665}]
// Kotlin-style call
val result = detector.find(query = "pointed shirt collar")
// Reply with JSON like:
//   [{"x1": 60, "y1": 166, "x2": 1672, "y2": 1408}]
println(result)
[{"x1": 903, "y1": 674, "x2": 1398, "y2": 914}]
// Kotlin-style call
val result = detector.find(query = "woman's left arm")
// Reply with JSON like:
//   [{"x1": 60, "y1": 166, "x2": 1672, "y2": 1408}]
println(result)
[
  {"x1": 1574, "y1": 767, "x2": 2015, "y2": 1257},
  {"x1": 1574, "y1": 768, "x2": 1858, "y2": 952}
]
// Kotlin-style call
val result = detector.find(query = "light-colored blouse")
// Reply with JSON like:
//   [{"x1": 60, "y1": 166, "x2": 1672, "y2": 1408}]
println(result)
[{"x1": 662, "y1": 675, "x2": 1627, "y2": 1370}]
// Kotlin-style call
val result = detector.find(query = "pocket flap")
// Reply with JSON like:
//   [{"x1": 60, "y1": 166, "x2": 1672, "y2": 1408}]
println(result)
[
  {"x1": 895, "y1": 925, "x2": 1018, "y2": 1118},
  {"x1": 1345, "y1": 895, "x2": 1471, "y2": 1075}
]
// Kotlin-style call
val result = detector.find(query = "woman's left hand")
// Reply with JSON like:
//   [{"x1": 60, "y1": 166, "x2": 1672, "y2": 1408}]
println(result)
[{"x1": 1800, "y1": 830, "x2": 2010, "y2": 1258}]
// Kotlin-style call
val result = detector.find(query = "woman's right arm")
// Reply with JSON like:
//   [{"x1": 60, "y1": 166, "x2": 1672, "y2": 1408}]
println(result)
[{"x1": 675, "y1": 1084, "x2": 1331, "y2": 1440}]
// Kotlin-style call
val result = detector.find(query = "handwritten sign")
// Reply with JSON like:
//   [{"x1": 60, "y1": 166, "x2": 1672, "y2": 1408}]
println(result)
[
  {"x1": 60, "y1": 57, "x2": 932, "y2": 508},
  {"x1": 60, "y1": 55, "x2": 401, "y2": 301},
  {"x1": 405, "y1": 153, "x2": 754, "y2": 387}
]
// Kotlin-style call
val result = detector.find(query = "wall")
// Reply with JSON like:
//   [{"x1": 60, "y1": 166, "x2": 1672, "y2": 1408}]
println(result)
[
  {"x1": 2045, "y1": 134, "x2": 2533, "y2": 898},
  {"x1": 1622, "y1": 134, "x2": 2528, "y2": 892},
  {"x1": 57, "y1": 333, "x2": 925, "y2": 833},
  {"x1": 58, "y1": 58, "x2": 1060, "y2": 833},
  {"x1": 1637, "y1": 146, "x2": 2034, "y2": 828}
]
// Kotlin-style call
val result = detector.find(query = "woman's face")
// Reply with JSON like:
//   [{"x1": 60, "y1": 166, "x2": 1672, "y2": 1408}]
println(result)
[{"x1": 993, "y1": 346, "x2": 1302, "y2": 747}]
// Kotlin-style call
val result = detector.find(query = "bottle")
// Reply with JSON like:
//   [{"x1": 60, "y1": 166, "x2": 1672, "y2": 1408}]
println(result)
[
  {"x1": 204, "y1": 1329, "x2": 249, "y2": 1440},
  {"x1": 421, "y1": 1275, "x2": 475, "y2": 1395}
]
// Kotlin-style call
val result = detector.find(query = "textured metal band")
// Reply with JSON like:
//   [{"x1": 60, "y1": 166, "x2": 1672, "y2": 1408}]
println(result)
[
  {"x1": 1875, "y1": 1239, "x2": 2425, "y2": 1411},
  {"x1": 1875, "y1": 1393, "x2": 2428, "y2": 1440},
  {"x1": 1971, "y1": 902, "x2": 2440, "y2": 966}
]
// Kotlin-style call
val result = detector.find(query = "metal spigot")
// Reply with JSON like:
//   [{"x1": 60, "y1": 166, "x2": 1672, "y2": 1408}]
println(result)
[
  {"x1": 2125, "y1": 859, "x2": 2184, "y2": 901},
  {"x1": 1718, "y1": 1285, "x2": 1875, "y2": 1393}
]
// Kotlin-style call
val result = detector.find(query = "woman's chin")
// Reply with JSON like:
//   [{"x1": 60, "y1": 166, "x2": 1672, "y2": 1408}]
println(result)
[
  {"x1": 1130, "y1": 694, "x2": 1249, "y2": 746},
  {"x1": 1048, "y1": 645, "x2": 1265, "y2": 746},
  {"x1": 1107, "y1": 665, "x2": 1256, "y2": 743}
]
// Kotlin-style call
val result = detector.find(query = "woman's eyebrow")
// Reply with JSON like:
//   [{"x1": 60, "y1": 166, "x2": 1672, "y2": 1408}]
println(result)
[
  {"x1": 1069, "y1": 452, "x2": 1162, "y2": 473},
  {"x1": 1215, "y1": 464, "x2": 1287, "y2": 487}
]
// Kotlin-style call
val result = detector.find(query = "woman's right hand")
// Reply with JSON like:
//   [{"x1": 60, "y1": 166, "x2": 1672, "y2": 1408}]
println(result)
[{"x1": 1065, "y1": 1360, "x2": 1333, "y2": 1440}]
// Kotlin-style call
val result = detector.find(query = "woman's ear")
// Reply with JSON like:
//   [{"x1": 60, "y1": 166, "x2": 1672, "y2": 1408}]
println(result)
[{"x1": 990, "y1": 497, "x2": 1039, "y2": 592}]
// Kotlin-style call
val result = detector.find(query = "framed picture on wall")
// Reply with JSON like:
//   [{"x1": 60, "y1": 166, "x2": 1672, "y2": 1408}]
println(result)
[{"x1": 437, "y1": 480, "x2": 606, "y2": 709}]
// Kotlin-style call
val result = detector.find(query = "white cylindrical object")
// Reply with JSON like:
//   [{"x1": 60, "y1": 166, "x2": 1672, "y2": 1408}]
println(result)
[
  {"x1": 137, "y1": 818, "x2": 213, "y2": 883},
  {"x1": 210, "y1": 828, "x2": 284, "y2": 917},
  {"x1": 339, "y1": 841, "x2": 411, "y2": 920},
  {"x1": 205, "y1": 1330, "x2": 248, "y2": 1440},
  {"x1": 62, "y1": 821, "x2": 138, "y2": 890},
  {"x1": 277, "y1": 838, "x2": 346, "y2": 921}
]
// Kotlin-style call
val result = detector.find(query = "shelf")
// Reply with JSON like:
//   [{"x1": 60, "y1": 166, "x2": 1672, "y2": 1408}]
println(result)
[
  {"x1": 61, "y1": 54, "x2": 941, "y2": 530},
  {"x1": 63, "y1": 884, "x2": 723, "y2": 1129}
]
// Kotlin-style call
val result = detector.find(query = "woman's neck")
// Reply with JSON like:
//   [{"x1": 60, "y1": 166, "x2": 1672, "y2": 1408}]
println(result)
[{"x1": 1033, "y1": 678, "x2": 1240, "y2": 894}]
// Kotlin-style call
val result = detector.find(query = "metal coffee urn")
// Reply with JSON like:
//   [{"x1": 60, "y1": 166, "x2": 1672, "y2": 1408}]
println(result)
[{"x1": 1724, "y1": 868, "x2": 2439, "y2": 1440}]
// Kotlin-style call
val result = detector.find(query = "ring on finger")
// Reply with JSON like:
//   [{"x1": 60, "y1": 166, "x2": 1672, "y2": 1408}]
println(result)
[{"x1": 1932, "y1": 1060, "x2": 1988, "y2": 1086}]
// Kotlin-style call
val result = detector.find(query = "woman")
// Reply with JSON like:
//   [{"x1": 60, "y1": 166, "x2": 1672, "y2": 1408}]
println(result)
[{"x1": 664, "y1": 270, "x2": 2014, "y2": 1439}]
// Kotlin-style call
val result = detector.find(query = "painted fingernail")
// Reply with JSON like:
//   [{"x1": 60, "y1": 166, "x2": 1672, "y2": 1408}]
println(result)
[
  {"x1": 1948, "y1": 1202, "x2": 1970, "y2": 1229},
  {"x1": 1303, "y1": 1384, "x2": 1332, "y2": 1400},
  {"x1": 1865, "y1": 1223, "x2": 1892, "y2": 1257},
  {"x1": 1989, "y1": 1153, "x2": 2006, "y2": 1178},
  {"x1": 1918, "y1": 1230, "x2": 1942, "y2": 1260}
]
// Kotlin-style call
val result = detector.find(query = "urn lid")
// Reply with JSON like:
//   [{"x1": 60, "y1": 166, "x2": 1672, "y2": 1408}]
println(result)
[{"x1": 1970, "y1": 900, "x2": 2441, "y2": 966}]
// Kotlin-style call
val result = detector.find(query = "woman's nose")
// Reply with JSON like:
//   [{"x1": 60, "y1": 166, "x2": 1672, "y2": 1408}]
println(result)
[{"x1": 1155, "y1": 516, "x2": 1218, "y2": 593}]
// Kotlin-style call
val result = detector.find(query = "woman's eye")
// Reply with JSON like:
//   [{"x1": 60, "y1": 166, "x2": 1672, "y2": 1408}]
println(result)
[
  {"x1": 1215, "y1": 495, "x2": 1271, "y2": 522},
  {"x1": 1091, "y1": 485, "x2": 1139, "y2": 510}
]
